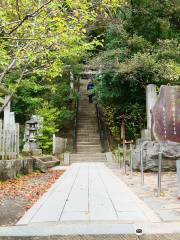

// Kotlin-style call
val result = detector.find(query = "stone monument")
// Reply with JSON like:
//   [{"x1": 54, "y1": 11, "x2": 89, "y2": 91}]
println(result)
[
  {"x1": 132, "y1": 85, "x2": 180, "y2": 171},
  {"x1": 152, "y1": 85, "x2": 180, "y2": 143},
  {"x1": 23, "y1": 115, "x2": 43, "y2": 155}
]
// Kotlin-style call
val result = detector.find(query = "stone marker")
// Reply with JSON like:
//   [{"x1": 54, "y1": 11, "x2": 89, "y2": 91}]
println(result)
[
  {"x1": 152, "y1": 85, "x2": 180, "y2": 143},
  {"x1": 53, "y1": 135, "x2": 67, "y2": 156},
  {"x1": 4, "y1": 95, "x2": 16, "y2": 130},
  {"x1": 64, "y1": 152, "x2": 70, "y2": 165},
  {"x1": 106, "y1": 152, "x2": 113, "y2": 162},
  {"x1": 146, "y1": 84, "x2": 157, "y2": 130}
]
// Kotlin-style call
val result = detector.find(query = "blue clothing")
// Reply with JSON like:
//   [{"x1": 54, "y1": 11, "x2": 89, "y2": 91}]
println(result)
[{"x1": 87, "y1": 82, "x2": 94, "y2": 92}]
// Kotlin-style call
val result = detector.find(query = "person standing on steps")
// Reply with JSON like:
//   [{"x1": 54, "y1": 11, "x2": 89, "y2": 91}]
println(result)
[{"x1": 87, "y1": 80, "x2": 95, "y2": 103}]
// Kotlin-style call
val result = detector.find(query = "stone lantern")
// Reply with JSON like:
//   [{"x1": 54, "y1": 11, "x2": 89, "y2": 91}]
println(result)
[{"x1": 23, "y1": 115, "x2": 43, "y2": 155}]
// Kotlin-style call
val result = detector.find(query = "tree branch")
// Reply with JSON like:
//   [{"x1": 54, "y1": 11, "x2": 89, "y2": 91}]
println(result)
[
  {"x1": 0, "y1": 59, "x2": 16, "y2": 84},
  {"x1": 8, "y1": 0, "x2": 53, "y2": 35},
  {"x1": 0, "y1": 37, "x2": 43, "y2": 40},
  {"x1": 0, "y1": 70, "x2": 27, "y2": 114}
]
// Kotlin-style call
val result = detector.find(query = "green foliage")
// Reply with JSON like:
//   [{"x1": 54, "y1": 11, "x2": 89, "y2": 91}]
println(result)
[
  {"x1": 0, "y1": 0, "x2": 122, "y2": 152},
  {"x1": 36, "y1": 105, "x2": 58, "y2": 153},
  {"x1": 57, "y1": 107, "x2": 74, "y2": 129},
  {"x1": 0, "y1": 0, "x2": 179, "y2": 148},
  {"x1": 10, "y1": 76, "x2": 47, "y2": 123},
  {"x1": 90, "y1": 0, "x2": 180, "y2": 140}
]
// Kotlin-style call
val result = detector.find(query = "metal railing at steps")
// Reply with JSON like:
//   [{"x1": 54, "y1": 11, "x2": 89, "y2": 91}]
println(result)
[
  {"x1": 73, "y1": 77, "x2": 80, "y2": 153},
  {"x1": 95, "y1": 104, "x2": 108, "y2": 153}
]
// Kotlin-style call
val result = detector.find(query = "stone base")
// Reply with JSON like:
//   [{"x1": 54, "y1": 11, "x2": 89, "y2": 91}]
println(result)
[
  {"x1": 31, "y1": 149, "x2": 42, "y2": 156},
  {"x1": 141, "y1": 129, "x2": 151, "y2": 141},
  {"x1": 176, "y1": 160, "x2": 180, "y2": 198},
  {"x1": 33, "y1": 155, "x2": 60, "y2": 172},
  {"x1": 106, "y1": 152, "x2": 114, "y2": 162},
  {"x1": 132, "y1": 141, "x2": 180, "y2": 172},
  {"x1": 64, "y1": 153, "x2": 70, "y2": 165},
  {"x1": 22, "y1": 149, "x2": 42, "y2": 156},
  {"x1": 0, "y1": 158, "x2": 34, "y2": 181},
  {"x1": 22, "y1": 150, "x2": 31, "y2": 156}
]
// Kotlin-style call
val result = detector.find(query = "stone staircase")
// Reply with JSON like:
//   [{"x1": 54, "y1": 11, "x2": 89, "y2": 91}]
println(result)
[{"x1": 70, "y1": 79, "x2": 106, "y2": 163}]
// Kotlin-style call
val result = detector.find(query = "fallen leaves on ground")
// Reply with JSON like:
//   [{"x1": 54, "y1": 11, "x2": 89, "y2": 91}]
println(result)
[{"x1": 0, "y1": 170, "x2": 64, "y2": 209}]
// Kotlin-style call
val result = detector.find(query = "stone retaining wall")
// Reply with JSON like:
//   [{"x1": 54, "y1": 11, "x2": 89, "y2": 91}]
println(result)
[{"x1": 0, "y1": 158, "x2": 34, "y2": 181}]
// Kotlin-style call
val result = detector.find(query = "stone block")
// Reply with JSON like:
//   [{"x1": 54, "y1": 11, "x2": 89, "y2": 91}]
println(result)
[
  {"x1": 31, "y1": 149, "x2": 42, "y2": 156},
  {"x1": 53, "y1": 135, "x2": 67, "y2": 155},
  {"x1": 132, "y1": 141, "x2": 179, "y2": 171},
  {"x1": 64, "y1": 152, "x2": 70, "y2": 165},
  {"x1": 22, "y1": 158, "x2": 34, "y2": 174},
  {"x1": 33, "y1": 158, "x2": 47, "y2": 173},
  {"x1": 0, "y1": 158, "x2": 34, "y2": 181},
  {"x1": 141, "y1": 129, "x2": 151, "y2": 141},
  {"x1": 33, "y1": 155, "x2": 60, "y2": 173},
  {"x1": 176, "y1": 160, "x2": 180, "y2": 198},
  {"x1": 106, "y1": 152, "x2": 113, "y2": 162}
]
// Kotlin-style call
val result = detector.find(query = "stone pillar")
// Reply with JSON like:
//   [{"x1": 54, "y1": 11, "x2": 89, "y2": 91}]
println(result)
[
  {"x1": 53, "y1": 135, "x2": 67, "y2": 156},
  {"x1": 4, "y1": 95, "x2": 11, "y2": 128},
  {"x1": 176, "y1": 160, "x2": 180, "y2": 198},
  {"x1": 146, "y1": 84, "x2": 157, "y2": 130},
  {"x1": 4, "y1": 95, "x2": 16, "y2": 130}
]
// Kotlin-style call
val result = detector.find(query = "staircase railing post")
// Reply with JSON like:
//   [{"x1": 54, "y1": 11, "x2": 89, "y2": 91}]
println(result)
[
  {"x1": 73, "y1": 76, "x2": 80, "y2": 153},
  {"x1": 95, "y1": 104, "x2": 106, "y2": 152}
]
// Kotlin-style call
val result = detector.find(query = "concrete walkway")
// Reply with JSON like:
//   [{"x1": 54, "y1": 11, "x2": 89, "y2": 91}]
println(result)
[
  {"x1": 2, "y1": 163, "x2": 180, "y2": 236},
  {"x1": 17, "y1": 163, "x2": 159, "y2": 225}
]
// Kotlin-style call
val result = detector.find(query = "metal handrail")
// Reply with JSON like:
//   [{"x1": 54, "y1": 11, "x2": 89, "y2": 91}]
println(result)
[
  {"x1": 95, "y1": 104, "x2": 106, "y2": 152},
  {"x1": 73, "y1": 77, "x2": 80, "y2": 152}
]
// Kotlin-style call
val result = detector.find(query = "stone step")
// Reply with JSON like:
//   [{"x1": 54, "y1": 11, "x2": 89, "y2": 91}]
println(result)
[
  {"x1": 78, "y1": 119, "x2": 97, "y2": 121},
  {"x1": 77, "y1": 149, "x2": 102, "y2": 153},
  {"x1": 77, "y1": 137, "x2": 100, "y2": 140},
  {"x1": 77, "y1": 144, "x2": 101, "y2": 149},
  {"x1": 79, "y1": 109, "x2": 95, "y2": 111},
  {"x1": 76, "y1": 138, "x2": 100, "y2": 142},
  {"x1": 79, "y1": 108, "x2": 94, "y2": 109},
  {"x1": 70, "y1": 156, "x2": 106, "y2": 162},
  {"x1": 77, "y1": 144, "x2": 101, "y2": 147},
  {"x1": 77, "y1": 136, "x2": 100, "y2": 140},
  {"x1": 77, "y1": 128, "x2": 98, "y2": 131},
  {"x1": 77, "y1": 130, "x2": 98, "y2": 133},
  {"x1": 71, "y1": 153, "x2": 106, "y2": 157},
  {"x1": 77, "y1": 125, "x2": 97, "y2": 128},
  {"x1": 77, "y1": 126, "x2": 98, "y2": 129},
  {"x1": 74, "y1": 81, "x2": 102, "y2": 157},
  {"x1": 77, "y1": 132, "x2": 99, "y2": 136},
  {"x1": 78, "y1": 120, "x2": 97, "y2": 122},
  {"x1": 78, "y1": 119, "x2": 97, "y2": 122},
  {"x1": 78, "y1": 114, "x2": 96, "y2": 116},
  {"x1": 77, "y1": 134, "x2": 99, "y2": 137},
  {"x1": 78, "y1": 119, "x2": 96, "y2": 121},
  {"x1": 78, "y1": 123, "x2": 97, "y2": 125},
  {"x1": 78, "y1": 128, "x2": 97, "y2": 130},
  {"x1": 76, "y1": 141, "x2": 100, "y2": 145},
  {"x1": 77, "y1": 131, "x2": 99, "y2": 134},
  {"x1": 71, "y1": 159, "x2": 105, "y2": 163}
]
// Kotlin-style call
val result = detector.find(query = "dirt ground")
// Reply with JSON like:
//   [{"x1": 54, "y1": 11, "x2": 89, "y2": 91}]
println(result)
[{"x1": 0, "y1": 170, "x2": 64, "y2": 226}]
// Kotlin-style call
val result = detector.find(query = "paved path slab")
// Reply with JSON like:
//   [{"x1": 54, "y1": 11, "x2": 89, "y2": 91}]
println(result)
[{"x1": 17, "y1": 163, "x2": 160, "y2": 226}]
